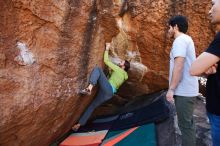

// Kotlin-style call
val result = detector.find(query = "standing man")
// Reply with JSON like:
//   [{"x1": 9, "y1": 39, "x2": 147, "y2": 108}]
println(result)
[
  {"x1": 190, "y1": 1, "x2": 220, "y2": 145},
  {"x1": 166, "y1": 15, "x2": 199, "y2": 146}
]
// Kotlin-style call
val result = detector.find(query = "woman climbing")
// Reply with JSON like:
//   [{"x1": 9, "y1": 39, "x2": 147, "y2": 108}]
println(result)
[{"x1": 72, "y1": 43, "x2": 130, "y2": 131}]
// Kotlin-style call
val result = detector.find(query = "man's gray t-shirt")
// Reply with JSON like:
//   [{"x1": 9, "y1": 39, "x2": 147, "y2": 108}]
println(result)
[{"x1": 169, "y1": 34, "x2": 199, "y2": 97}]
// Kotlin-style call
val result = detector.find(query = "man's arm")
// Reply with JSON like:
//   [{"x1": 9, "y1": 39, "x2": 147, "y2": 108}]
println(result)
[
  {"x1": 170, "y1": 57, "x2": 185, "y2": 89},
  {"x1": 190, "y1": 52, "x2": 219, "y2": 76},
  {"x1": 166, "y1": 57, "x2": 185, "y2": 102}
]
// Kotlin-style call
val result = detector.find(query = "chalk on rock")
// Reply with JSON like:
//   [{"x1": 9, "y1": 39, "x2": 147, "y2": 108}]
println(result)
[{"x1": 14, "y1": 42, "x2": 36, "y2": 66}]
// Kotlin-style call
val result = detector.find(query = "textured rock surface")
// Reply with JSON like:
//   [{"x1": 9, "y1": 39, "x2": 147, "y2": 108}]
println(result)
[{"x1": 0, "y1": 0, "x2": 215, "y2": 145}]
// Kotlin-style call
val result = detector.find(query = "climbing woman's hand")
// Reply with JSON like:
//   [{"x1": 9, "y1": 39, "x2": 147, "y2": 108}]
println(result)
[{"x1": 106, "y1": 43, "x2": 111, "y2": 51}]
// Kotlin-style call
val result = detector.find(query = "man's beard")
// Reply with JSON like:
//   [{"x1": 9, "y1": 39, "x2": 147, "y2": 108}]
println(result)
[{"x1": 169, "y1": 33, "x2": 174, "y2": 39}]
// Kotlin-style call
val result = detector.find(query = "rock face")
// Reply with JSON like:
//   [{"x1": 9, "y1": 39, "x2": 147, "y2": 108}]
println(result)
[{"x1": 0, "y1": 0, "x2": 215, "y2": 145}]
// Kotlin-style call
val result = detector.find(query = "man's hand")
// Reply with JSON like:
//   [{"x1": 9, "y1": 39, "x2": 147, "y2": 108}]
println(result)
[
  {"x1": 205, "y1": 64, "x2": 218, "y2": 75},
  {"x1": 106, "y1": 43, "x2": 111, "y2": 51},
  {"x1": 166, "y1": 89, "x2": 174, "y2": 103},
  {"x1": 190, "y1": 52, "x2": 220, "y2": 76}
]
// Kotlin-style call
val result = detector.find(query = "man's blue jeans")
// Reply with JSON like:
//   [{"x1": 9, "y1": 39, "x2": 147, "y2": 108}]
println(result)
[{"x1": 207, "y1": 112, "x2": 220, "y2": 146}]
